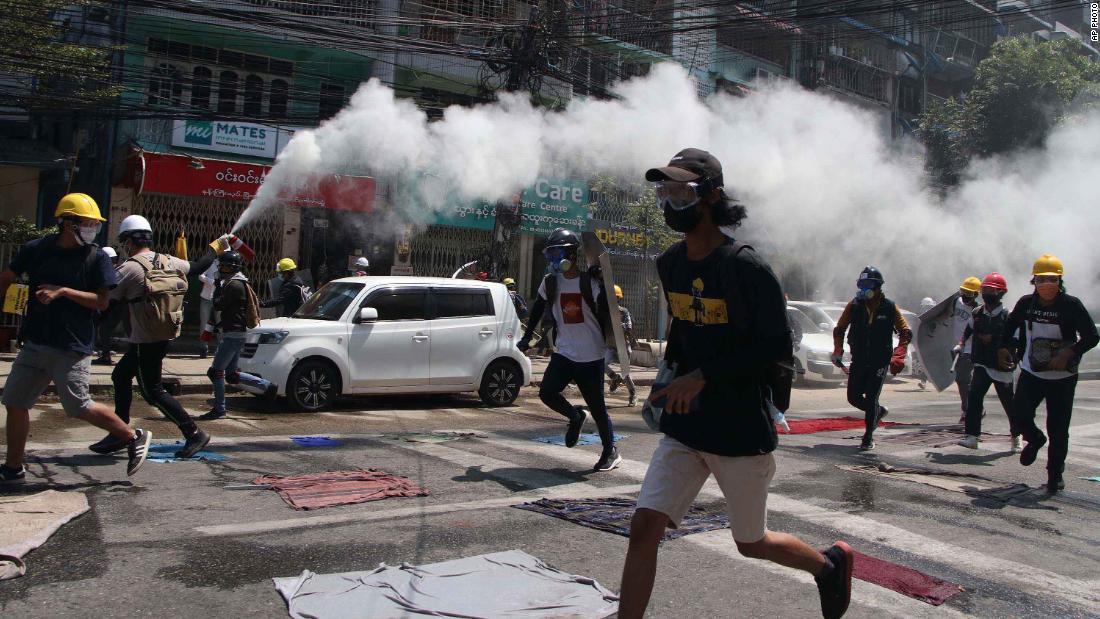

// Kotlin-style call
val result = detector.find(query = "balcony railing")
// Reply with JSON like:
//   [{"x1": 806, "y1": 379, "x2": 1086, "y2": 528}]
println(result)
[
  {"x1": 818, "y1": 55, "x2": 890, "y2": 103},
  {"x1": 580, "y1": 2, "x2": 672, "y2": 55}
]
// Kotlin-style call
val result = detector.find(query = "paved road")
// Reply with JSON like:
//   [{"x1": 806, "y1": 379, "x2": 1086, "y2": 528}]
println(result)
[{"x1": 3, "y1": 379, "x2": 1100, "y2": 618}]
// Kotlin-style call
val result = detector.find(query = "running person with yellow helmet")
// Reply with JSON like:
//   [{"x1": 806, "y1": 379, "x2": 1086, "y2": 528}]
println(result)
[
  {"x1": 999, "y1": 255, "x2": 1098, "y2": 494},
  {"x1": 951, "y1": 276, "x2": 982, "y2": 422},
  {"x1": 0, "y1": 194, "x2": 152, "y2": 482},
  {"x1": 503, "y1": 277, "x2": 529, "y2": 321},
  {"x1": 605, "y1": 284, "x2": 637, "y2": 406},
  {"x1": 262, "y1": 258, "x2": 309, "y2": 318}
]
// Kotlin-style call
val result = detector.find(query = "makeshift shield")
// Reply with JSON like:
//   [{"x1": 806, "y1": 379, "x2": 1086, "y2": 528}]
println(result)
[
  {"x1": 581, "y1": 231, "x2": 631, "y2": 387},
  {"x1": 914, "y1": 292, "x2": 961, "y2": 392}
]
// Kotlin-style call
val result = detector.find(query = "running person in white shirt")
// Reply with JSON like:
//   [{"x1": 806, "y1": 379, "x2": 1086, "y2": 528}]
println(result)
[{"x1": 518, "y1": 228, "x2": 621, "y2": 472}]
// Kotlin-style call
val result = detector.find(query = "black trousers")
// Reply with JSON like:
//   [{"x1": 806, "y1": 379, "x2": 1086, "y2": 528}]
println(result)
[
  {"x1": 955, "y1": 353, "x2": 973, "y2": 413},
  {"x1": 539, "y1": 353, "x2": 614, "y2": 450},
  {"x1": 847, "y1": 361, "x2": 888, "y2": 436},
  {"x1": 964, "y1": 365, "x2": 1016, "y2": 437},
  {"x1": 112, "y1": 342, "x2": 198, "y2": 438},
  {"x1": 1013, "y1": 370, "x2": 1077, "y2": 477}
]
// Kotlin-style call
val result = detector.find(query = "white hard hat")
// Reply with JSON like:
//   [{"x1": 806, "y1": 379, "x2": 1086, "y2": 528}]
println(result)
[
  {"x1": 118, "y1": 214, "x2": 153, "y2": 239},
  {"x1": 920, "y1": 297, "x2": 935, "y2": 309},
  {"x1": 355, "y1": 257, "x2": 370, "y2": 268},
  {"x1": 102, "y1": 246, "x2": 117, "y2": 258}
]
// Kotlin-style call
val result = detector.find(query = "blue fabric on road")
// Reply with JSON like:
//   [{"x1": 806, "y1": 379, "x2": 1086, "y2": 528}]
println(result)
[
  {"x1": 290, "y1": 436, "x2": 343, "y2": 447},
  {"x1": 147, "y1": 442, "x2": 227, "y2": 462},
  {"x1": 533, "y1": 433, "x2": 627, "y2": 446}
]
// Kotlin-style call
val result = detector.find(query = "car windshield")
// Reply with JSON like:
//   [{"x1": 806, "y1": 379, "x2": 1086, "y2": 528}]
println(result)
[
  {"x1": 292, "y1": 282, "x2": 364, "y2": 321},
  {"x1": 823, "y1": 307, "x2": 845, "y2": 321},
  {"x1": 787, "y1": 308, "x2": 821, "y2": 334},
  {"x1": 791, "y1": 304, "x2": 834, "y2": 328}
]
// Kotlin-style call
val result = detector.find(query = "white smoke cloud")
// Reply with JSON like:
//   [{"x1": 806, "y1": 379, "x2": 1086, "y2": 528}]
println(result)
[{"x1": 238, "y1": 62, "x2": 1099, "y2": 311}]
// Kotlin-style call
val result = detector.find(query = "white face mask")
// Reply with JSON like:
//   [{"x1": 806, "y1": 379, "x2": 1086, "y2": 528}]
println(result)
[{"x1": 76, "y1": 223, "x2": 101, "y2": 245}]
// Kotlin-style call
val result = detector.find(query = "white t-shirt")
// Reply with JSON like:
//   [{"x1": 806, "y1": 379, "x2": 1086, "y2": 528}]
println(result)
[
  {"x1": 199, "y1": 260, "x2": 219, "y2": 300},
  {"x1": 538, "y1": 273, "x2": 606, "y2": 363},
  {"x1": 952, "y1": 296, "x2": 975, "y2": 354}
]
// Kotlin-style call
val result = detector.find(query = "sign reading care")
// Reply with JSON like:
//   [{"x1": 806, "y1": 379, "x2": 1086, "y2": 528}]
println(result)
[
  {"x1": 432, "y1": 178, "x2": 590, "y2": 234},
  {"x1": 171, "y1": 120, "x2": 303, "y2": 159}
]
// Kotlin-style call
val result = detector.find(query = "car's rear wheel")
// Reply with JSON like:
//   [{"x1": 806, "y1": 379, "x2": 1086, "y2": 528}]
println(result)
[
  {"x1": 287, "y1": 359, "x2": 341, "y2": 412},
  {"x1": 479, "y1": 360, "x2": 521, "y2": 407}
]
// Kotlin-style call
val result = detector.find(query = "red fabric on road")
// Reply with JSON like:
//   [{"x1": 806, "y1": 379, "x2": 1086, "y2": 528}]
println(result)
[
  {"x1": 853, "y1": 550, "x2": 963, "y2": 605},
  {"x1": 780, "y1": 416, "x2": 908, "y2": 434},
  {"x1": 253, "y1": 470, "x2": 427, "y2": 511}
]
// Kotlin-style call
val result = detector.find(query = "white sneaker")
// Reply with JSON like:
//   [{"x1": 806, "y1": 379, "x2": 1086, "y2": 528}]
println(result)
[
  {"x1": 957, "y1": 435, "x2": 979, "y2": 449},
  {"x1": 1011, "y1": 435, "x2": 1023, "y2": 453}
]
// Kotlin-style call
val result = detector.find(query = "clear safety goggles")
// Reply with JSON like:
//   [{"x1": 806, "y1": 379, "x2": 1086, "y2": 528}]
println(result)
[
  {"x1": 654, "y1": 181, "x2": 703, "y2": 210},
  {"x1": 1033, "y1": 275, "x2": 1060, "y2": 285}
]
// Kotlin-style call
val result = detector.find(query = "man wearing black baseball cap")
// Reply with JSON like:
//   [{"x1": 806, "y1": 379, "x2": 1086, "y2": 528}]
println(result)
[{"x1": 618, "y1": 149, "x2": 855, "y2": 619}]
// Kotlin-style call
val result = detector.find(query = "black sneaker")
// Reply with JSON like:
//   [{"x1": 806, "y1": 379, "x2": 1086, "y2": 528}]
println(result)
[
  {"x1": 91, "y1": 356, "x2": 113, "y2": 366},
  {"x1": 593, "y1": 446, "x2": 622, "y2": 472},
  {"x1": 816, "y1": 541, "x2": 854, "y2": 619},
  {"x1": 0, "y1": 464, "x2": 26, "y2": 484},
  {"x1": 126, "y1": 429, "x2": 152, "y2": 476},
  {"x1": 608, "y1": 374, "x2": 623, "y2": 393},
  {"x1": 564, "y1": 407, "x2": 587, "y2": 448},
  {"x1": 1020, "y1": 435, "x2": 1047, "y2": 467},
  {"x1": 859, "y1": 436, "x2": 875, "y2": 451},
  {"x1": 175, "y1": 429, "x2": 211, "y2": 459},
  {"x1": 263, "y1": 383, "x2": 278, "y2": 403},
  {"x1": 89, "y1": 433, "x2": 129, "y2": 455},
  {"x1": 1046, "y1": 475, "x2": 1065, "y2": 494},
  {"x1": 197, "y1": 409, "x2": 226, "y2": 421}
]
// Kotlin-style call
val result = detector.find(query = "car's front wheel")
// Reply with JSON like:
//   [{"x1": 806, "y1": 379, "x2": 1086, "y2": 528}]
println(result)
[
  {"x1": 287, "y1": 359, "x2": 341, "y2": 412},
  {"x1": 479, "y1": 360, "x2": 521, "y2": 407}
]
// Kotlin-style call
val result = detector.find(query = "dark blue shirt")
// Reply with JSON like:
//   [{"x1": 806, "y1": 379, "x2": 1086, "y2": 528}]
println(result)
[{"x1": 9, "y1": 235, "x2": 118, "y2": 355}]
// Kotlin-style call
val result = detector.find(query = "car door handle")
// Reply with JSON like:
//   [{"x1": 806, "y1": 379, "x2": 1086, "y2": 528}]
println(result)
[
  {"x1": 479, "y1": 328, "x2": 494, "y2": 337},
  {"x1": 412, "y1": 334, "x2": 429, "y2": 342}
]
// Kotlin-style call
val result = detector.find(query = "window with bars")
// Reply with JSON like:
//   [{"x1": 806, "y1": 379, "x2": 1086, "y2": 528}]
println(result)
[
  {"x1": 318, "y1": 83, "x2": 346, "y2": 120},
  {"x1": 244, "y1": 74, "x2": 265, "y2": 116},
  {"x1": 217, "y1": 70, "x2": 239, "y2": 114},
  {"x1": 241, "y1": 0, "x2": 379, "y2": 29},
  {"x1": 191, "y1": 66, "x2": 212, "y2": 109},
  {"x1": 147, "y1": 63, "x2": 183, "y2": 105},
  {"x1": 270, "y1": 79, "x2": 289, "y2": 119}
]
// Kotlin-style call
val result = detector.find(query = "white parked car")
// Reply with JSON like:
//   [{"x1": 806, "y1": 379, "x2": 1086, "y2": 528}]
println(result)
[
  {"x1": 788, "y1": 300, "x2": 915, "y2": 379},
  {"x1": 788, "y1": 307, "x2": 848, "y2": 383},
  {"x1": 238, "y1": 277, "x2": 532, "y2": 411}
]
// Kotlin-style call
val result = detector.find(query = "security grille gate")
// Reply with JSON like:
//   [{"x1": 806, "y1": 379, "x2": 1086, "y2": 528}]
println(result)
[
  {"x1": 409, "y1": 224, "x2": 519, "y2": 279},
  {"x1": 132, "y1": 192, "x2": 282, "y2": 287}
]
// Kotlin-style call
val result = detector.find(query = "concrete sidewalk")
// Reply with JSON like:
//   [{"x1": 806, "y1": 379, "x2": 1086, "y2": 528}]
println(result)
[{"x1": 0, "y1": 351, "x2": 659, "y2": 396}]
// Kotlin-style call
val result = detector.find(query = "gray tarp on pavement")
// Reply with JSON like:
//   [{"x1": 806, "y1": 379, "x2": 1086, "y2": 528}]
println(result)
[{"x1": 273, "y1": 549, "x2": 619, "y2": 618}]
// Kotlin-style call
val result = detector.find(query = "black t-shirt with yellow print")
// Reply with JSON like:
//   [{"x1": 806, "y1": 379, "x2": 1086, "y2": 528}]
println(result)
[{"x1": 656, "y1": 238, "x2": 790, "y2": 457}]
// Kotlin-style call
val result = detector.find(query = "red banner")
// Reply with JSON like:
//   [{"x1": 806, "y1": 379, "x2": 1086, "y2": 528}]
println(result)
[{"x1": 130, "y1": 152, "x2": 376, "y2": 213}]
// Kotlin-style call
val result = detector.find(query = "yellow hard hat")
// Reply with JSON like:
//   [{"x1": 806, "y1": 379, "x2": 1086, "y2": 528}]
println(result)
[
  {"x1": 276, "y1": 257, "x2": 297, "y2": 272},
  {"x1": 54, "y1": 193, "x2": 106, "y2": 222},
  {"x1": 502, "y1": 277, "x2": 515, "y2": 286},
  {"x1": 614, "y1": 284, "x2": 623, "y2": 299},
  {"x1": 1032, "y1": 254, "x2": 1063, "y2": 277},
  {"x1": 959, "y1": 277, "x2": 981, "y2": 294}
]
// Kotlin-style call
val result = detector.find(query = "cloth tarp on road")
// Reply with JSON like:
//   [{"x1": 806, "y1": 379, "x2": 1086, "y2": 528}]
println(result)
[
  {"x1": 0, "y1": 490, "x2": 89, "y2": 580},
  {"x1": 290, "y1": 436, "x2": 343, "y2": 447},
  {"x1": 533, "y1": 433, "x2": 628, "y2": 446},
  {"x1": 780, "y1": 416, "x2": 910, "y2": 435},
  {"x1": 514, "y1": 497, "x2": 728, "y2": 541},
  {"x1": 148, "y1": 442, "x2": 227, "y2": 462},
  {"x1": 273, "y1": 549, "x2": 618, "y2": 618},
  {"x1": 378, "y1": 430, "x2": 486, "y2": 444},
  {"x1": 254, "y1": 469, "x2": 428, "y2": 511},
  {"x1": 868, "y1": 426, "x2": 1011, "y2": 448},
  {"x1": 853, "y1": 550, "x2": 963, "y2": 605}
]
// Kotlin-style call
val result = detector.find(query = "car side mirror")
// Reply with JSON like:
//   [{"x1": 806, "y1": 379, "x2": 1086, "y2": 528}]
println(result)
[{"x1": 358, "y1": 307, "x2": 379, "y2": 323}]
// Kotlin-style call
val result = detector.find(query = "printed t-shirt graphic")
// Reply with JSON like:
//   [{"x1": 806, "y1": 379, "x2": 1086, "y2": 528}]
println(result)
[
  {"x1": 560, "y1": 293, "x2": 584, "y2": 324},
  {"x1": 667, "y1": 277, "x2": 728, "y2": 326}
]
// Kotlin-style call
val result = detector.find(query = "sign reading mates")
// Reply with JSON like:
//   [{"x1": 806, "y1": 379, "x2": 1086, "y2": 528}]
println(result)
[{"x1": 171, "y1": 120, "x2": 302, "y2": 159}]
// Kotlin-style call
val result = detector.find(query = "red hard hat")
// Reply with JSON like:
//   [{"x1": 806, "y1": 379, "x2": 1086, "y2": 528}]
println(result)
[{"x1": 981, "y1": 272, "x2": 1007, "y2": 291}]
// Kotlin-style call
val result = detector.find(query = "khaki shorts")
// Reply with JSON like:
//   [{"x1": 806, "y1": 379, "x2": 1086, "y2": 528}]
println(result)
[
  {"x1": 1, "y1": 342, "x2": 94, "y2": 417},
  {"x1": 637, "y1": 435, "x2": 776, "y2": 543}
]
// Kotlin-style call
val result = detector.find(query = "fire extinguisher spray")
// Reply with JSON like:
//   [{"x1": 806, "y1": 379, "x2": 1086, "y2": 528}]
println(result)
[{"x1": 210, "y1": 234, "x2": 255, "y2": 260}]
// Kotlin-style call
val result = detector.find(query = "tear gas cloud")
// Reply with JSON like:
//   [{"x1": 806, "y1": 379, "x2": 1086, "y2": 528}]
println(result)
[{"x1": 238, "y1": 63, "x2": 1100, "y2": 310}]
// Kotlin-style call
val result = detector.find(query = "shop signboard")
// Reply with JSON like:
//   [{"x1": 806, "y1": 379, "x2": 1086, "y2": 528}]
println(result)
[
  {"x1": 430, "y1": 178, "x2": 590, "y2": 234},
  {"x1": 171, "y1": 120, "x2": 308, "y2": 159}
]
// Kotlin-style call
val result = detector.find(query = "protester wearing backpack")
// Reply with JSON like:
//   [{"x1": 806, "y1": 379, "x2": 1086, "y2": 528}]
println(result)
[
  {"x1": 199, "y1": 251, "x2": 275, "y2": 420},
  {"x1": 262, "y1": 258, "x2": 309, "y2": 317},
  {"x1": 517, "y1": 228, "x2": 621, "y2": 473},
  {"x1": 91, "y1": 215, "x2": 217, "y2": 459}
]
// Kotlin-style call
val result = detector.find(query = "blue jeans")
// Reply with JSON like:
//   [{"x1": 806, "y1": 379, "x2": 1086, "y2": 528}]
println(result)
[{"x1": 209, "y1": 333, "x2": 272, "y2": 413}]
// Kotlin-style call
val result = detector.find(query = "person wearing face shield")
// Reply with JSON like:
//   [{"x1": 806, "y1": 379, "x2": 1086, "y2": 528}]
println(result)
[
  {"x1": 831, "y1": 267, "x2": 912, "y2": 452},
  {"x1": 0, "y1": 194, "x2": 153, "y2": 483},
  {"x1": 619, "y1": 149, "x2": 854, "y2": 619},
  {"x1": 951, "y1": 277, "x2": 981, "y2": 422},
  {"x1": 956, "y1": 273, "x2": 1020, "y2": 452},
  {"x1": 998, "y1": 255, "x2": 1098, "y2": 494},
  {"x1": 518, "y1": 228, "x2": 621, "y2": 473}
]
